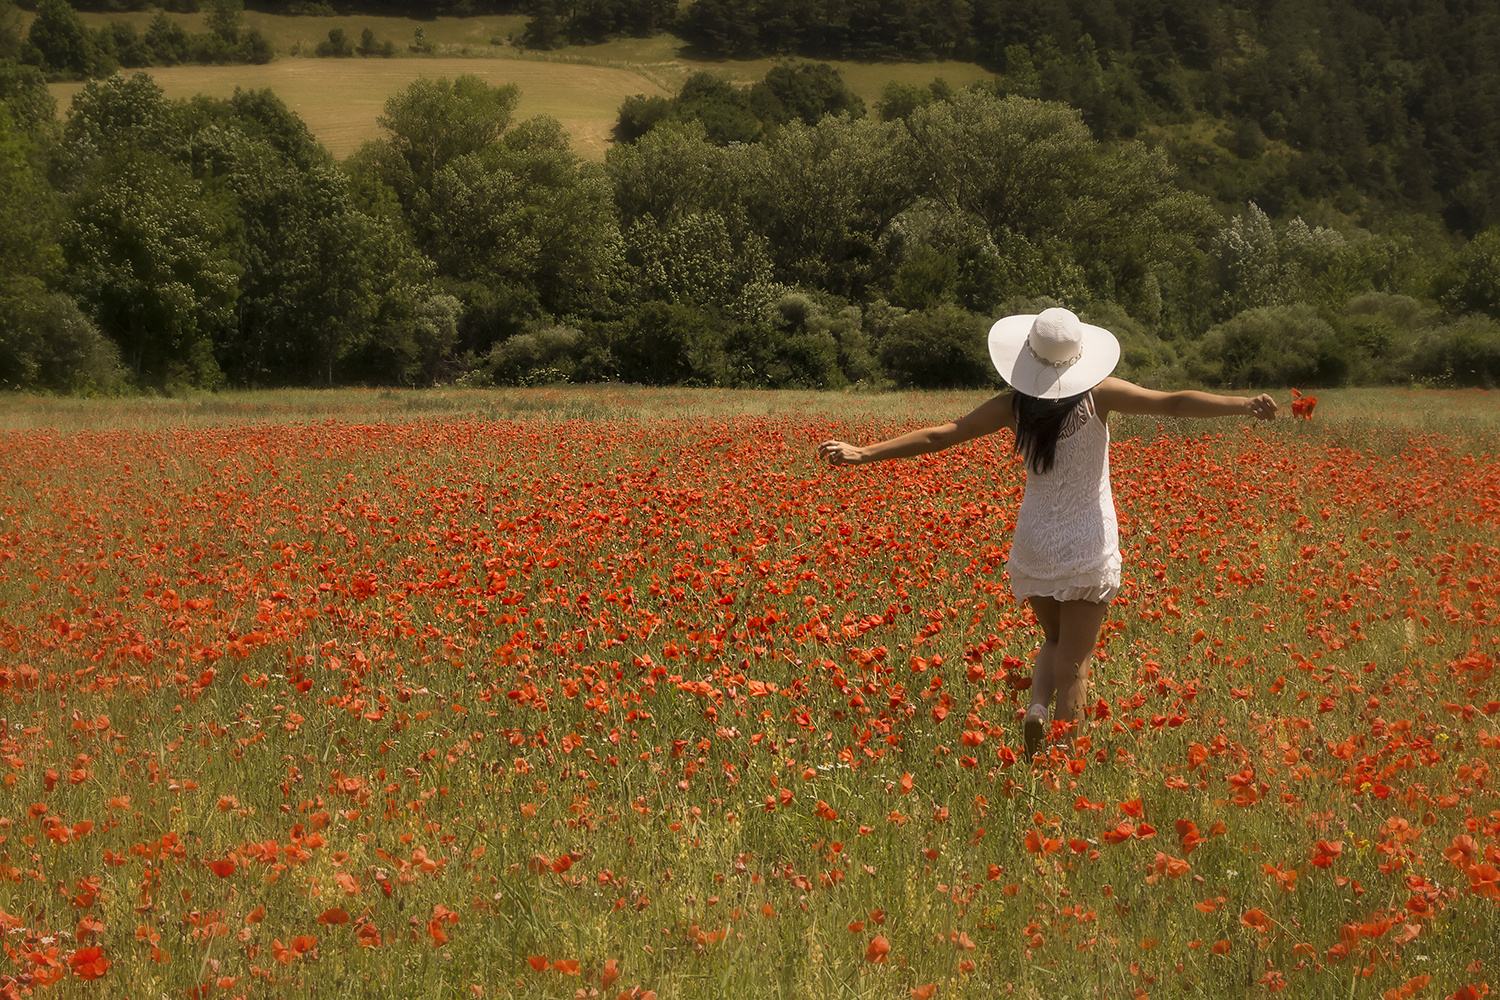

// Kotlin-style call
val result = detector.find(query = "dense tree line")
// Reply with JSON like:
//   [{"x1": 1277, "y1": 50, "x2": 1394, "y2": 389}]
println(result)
[
  {"x1": 12, "y1": 0, "x2": 272, "y2": 78},
  {"x1": 22, "y1": 0, "x2": 1500, "y2": 234},
  {"x1": 675, "y1": 0, "x2": 1500, "y2": 239},
  {"x1": 4, "y1": 58, "x2": 1498, "y2": 395}
]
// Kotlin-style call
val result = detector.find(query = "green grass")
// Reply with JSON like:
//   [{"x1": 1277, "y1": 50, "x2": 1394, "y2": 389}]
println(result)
[
  {"x1": 40, "y1": 12, "x2": 994, "y2": 159},
  {"x1": 1, "y1": 384, "x2": 1494, "y2": 435}
]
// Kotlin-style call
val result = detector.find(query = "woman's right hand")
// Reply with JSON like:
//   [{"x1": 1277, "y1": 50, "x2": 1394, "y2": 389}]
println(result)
[{"x1": 816, "y1": 440, "x2": 866, "y2": 466}]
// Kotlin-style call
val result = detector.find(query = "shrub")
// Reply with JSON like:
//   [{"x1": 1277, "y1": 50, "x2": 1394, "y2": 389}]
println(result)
[
  {"x1": 877, "y1": 303, "x2": 997, "y2": 389},
  {"x1": 1410, "y1": 315, "x2": 1500, "y2": 387},
  {"x1": 315, "y1": 28, "x2": 353, "y2": 57},
  {"x1": 1435, "y1": 226, "x2": 1500, "y2": 320},
  {"x1": 611, "y1": 301, "x2": 727, "y2": 386},
  {"x1": 0, "y1": 292, "x2": 127, "y2": 393},
  {"x1": 487, "y1": 323, "x2": 583, "y2": 386},
  {"x1": 1188, "y1": 304, "x2": 1342, "y2": 387}
]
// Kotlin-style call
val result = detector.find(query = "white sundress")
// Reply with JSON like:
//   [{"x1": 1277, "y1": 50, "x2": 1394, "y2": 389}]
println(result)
[{"x1": 1006, "y1": 392, "x2": 1122, "y2": 604}]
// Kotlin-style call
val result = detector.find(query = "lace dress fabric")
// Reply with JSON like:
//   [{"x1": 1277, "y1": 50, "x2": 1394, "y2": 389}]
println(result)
[{"x1": 1006, "y1": 393, "x2": 1122, "y2": 603}]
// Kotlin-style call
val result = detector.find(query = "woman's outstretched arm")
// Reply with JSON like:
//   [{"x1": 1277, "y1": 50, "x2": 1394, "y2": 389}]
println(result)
[
  {"x1": 1093, "y1": 377, "x2": 1278, "y2": 421},
  {"x1": 817, "y1": 392, "x2": 1016, "y2": 466}
]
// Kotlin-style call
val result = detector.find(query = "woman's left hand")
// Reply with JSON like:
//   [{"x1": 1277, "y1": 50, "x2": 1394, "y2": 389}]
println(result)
[{"x1": 1247, "y1": 394, "x2": 1278, "y2": 420}]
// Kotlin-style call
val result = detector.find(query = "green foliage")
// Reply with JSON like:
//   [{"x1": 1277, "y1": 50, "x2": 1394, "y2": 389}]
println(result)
[
  {"x1": 1187, "y1": 304, "x2": 1343, "y2": 388},
  {"x1": 141, "y1": 12, "x2": 189, "y2": 66},
  {"x1": 0, "y1": 0, "x2": 23, "y2": 61},
  {"x1": 0, "y1": 292, "x2": 126, "y2": 393},
  {"x1": 187, "y1": 98, "x2": 429, "y2": 386},
  {"x1": 728, "y1": 290, "x2": 877, "y2": 388},
  {"x1": 1210, "y1": 203, "x2": 1344, "y2": 317},
  {"x1": 520, "y1": 0, "x2": 565, "y2": 49},
  {"x1": 624, "y1": 210, "x2": 773, "y2": 312},
  {"x1": 675, "y1": 0, "x2": 757, "y2": 59},
  {"x1": 423, "y1": 116, "x2": 622, "y2": 316},
  {"x1": 315, "y1": 27, "x2": 354, "y2": 56},
  {"x1": 204, "y1": 0, "x2": 243, "y2": 42},
  {"x1": 617, "y1": 65, "x2": 865, "y2": 147},
  {"x1": 64, "y1": 147, "x2": 240, "y2": 389},
  {"x1": 1412, "y1": 315, "x2": 1500, "y2": 387},
  {"x1": 353, "y1": 291, "x2": 462, "y2": 385},
  {"x1": 674, "y1": 72, "x2": 761, "y2": 145},
  {"x1": 1435, "y1": 227, "x2": 1500, "y2": 320},
  {"x1": 749, "y1": 63, "x2": 865, "y2": 128},
  {"x1": 356, "y1": 27, "x2": 395, "y2": 57},
  {"x1": 0, "y1": 61, "x2": 56, "y2": 135},
  {"x1": 376, "y1": 74, "x2": 519, "y2": 194},
  {"x1": 875, "y1": 78, "x2": 954, "y2": 122},
  {"x1": 486, "y1": 322, "x2": 583, "y2": 385},
  {"x1": 0, "y1": 107, "x2": 121, "y2": 392},
  {"x1": 906, "y1": 91, "x2": 1215, "y2": 319},
  {"x1": 882, "y1": 203, "x2": 1010, "y2": 313},
  {"x1": 27, "y1": 0, "x2": 113, "y2": 79},
  {"x1": 62, "y1": 71, "x2": 180, "y2": 166},
  {"x1": 1079, "y1": 299, "x2": 1179, "y2": 387},
  {"x1": 613, "y1": 93, "x2": 673, "y2": 143},
  {"x1": 611, "y1": 300, "x2": 727, "y2": 385},
  {"x1": 876, "y1": 302, "x2": 996, "y2": 389},
  {"x1": 606, "y1": 119, "x2": 739, "y2": 225},
  {"x1": 739, "y1": 115, "x2": 915, "y2": 299}
]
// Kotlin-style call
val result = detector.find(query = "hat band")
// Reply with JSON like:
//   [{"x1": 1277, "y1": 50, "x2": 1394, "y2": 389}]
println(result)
[{"x1": 1026, "y1": 338, "x2": 1082, "y2": 370}]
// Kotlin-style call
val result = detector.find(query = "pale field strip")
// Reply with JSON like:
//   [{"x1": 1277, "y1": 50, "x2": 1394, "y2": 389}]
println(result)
[{"x1": 38, "y1": 11, "x2": 996, "y2": 159}]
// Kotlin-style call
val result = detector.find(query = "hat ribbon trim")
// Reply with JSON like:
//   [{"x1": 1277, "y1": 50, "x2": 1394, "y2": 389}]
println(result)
[{"x1": 1026, "y1": 338, "x2": 1083, "y2": 369}]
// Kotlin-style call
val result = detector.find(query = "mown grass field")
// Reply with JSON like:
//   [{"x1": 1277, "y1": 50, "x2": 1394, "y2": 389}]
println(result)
[
  {"x1": 0, "y1": 385, "x2": 1498, "y2": 999},
  {"x1": 40, "y1": 12, "x2": 995, "y2": 159}
]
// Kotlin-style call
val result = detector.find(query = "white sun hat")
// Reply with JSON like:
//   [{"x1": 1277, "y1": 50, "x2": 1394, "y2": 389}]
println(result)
[{"x1": 987, "y1": 307, "x2": 1121, "y2": 399}]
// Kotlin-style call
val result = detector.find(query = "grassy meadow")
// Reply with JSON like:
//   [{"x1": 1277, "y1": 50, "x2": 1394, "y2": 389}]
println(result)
[
  {"x1": 39, "y1": 11, "x2": 995, "y2": 159},
  {"x1": 1, "y1": 385, "x2": 1498, "y2": 999}
]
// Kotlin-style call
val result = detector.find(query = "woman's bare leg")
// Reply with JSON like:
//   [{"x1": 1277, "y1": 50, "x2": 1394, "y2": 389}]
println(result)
[{"x1": 1025, "y1": 597, "x2": 1109, "y2": 752}]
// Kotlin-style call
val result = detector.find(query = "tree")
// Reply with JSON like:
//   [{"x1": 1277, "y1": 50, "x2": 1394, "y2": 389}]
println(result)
[
  {"x1": 0, "y1": 107, "x2": 120, "y2": 392},
  {"x1": 1436, "y1": 226, "x2": 1500, "y2": 320},
  {"x1": 204, "y1": 0, "x2": 243, "y2": 43},
  {"x1": 613, "y1": 93, "x2": 673, "y2": 143},
  {"x1": 749, "y1": 63, "x2": 865, "y2": 127},
  {"x1": 376, "y1": 75, "x2": 519, "y2": 195},
  {"x1": 877, "y1": 303, "x2": 997, "y2": 388},
  {"x1": 0, "y1": 61, "x2": 57, "y2": 135},
  {"x1": 0, "y1": 0, "x2": 23, "y2": 61},
  {"x1": 739, "y1": 115, "x2": 916, "y2": 298},
  {"x1": 905, "y1": 92, "x2": 1096, "y2": 238},
  {"x1": 64, "y1": 148, "x2": 240, "y2": 388},
  {"x1": 1188, "y1": 305, "x2": 1341, "y2": 387},
  {"x1": 625, "y1": 210, "x2": 774, "y2": 311},
  {"x1": 905, "y1": 90, "x2": 1214, "y2": 319},
  {"x1": 875, "y1": 79, "x2": 952, "y2": 121},
  {"x1": 676, "y1": 0, "x2": 759, "y2": 58},
  {"x1": 521, "y1": 0, "x2": 565, "y2": 49},
  {"x1": 315, "y1": 27, "x2": 354, "y2": 57},
  {"x1": 606, "y1": 118, "x2": 741, "y2": 226},
  {"x1": 141, "y1": 11, "x2": 189, "y2": 66},
  {"x1": 61, "y1": 72, "x2": 179, "y2": 167},
  {"x1": 27, "y1": 0, "x2": 110, "y2": 79},
  {"x1": 184, "y1": 91, "x2": 431, "y2": 386},
  {"x1": 612, "y1": 300, "x2": 727, "y2": 384},
  {"x1": 424, "y1": 116, "x2": 623, "y2": 316},
  {"x1": 675, "y1": 72, "x2": 761, "y2": 145}
]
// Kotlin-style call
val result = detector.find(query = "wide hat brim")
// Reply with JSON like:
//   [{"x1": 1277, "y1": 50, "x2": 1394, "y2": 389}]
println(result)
[{"x1": 988, "y1": 313, "x2": 1121, "y2": 399}]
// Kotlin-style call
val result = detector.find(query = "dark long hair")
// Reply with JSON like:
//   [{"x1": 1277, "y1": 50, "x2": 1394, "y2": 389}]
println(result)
[{"x1": 1013, "y1": 391, "x2": 1088, "y2": 474}]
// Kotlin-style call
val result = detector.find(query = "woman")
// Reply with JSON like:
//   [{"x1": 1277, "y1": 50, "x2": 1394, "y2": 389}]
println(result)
[{"x1": 816, "y1": 307, "x2": 1278, "y2": 757}]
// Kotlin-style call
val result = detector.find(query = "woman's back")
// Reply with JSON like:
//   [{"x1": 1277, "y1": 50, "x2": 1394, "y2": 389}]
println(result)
[{"x1": 1006, "y1": 392, "x2": 1120, "y2": 604}]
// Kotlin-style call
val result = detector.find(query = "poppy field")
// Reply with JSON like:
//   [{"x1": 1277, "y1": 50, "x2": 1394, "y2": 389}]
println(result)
[{"x1": 1, "y1": 386, "x2": 1498, "y2": 1000}]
